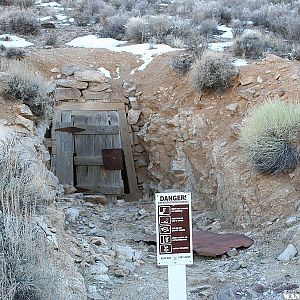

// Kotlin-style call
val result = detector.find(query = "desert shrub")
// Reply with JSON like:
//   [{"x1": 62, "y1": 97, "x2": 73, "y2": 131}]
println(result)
[
  {"x1": 147, "y1": 15, "x2": 172, "y2": 42},
  {"x1": 233, "y1": 31, "x2": 267, "y2": 58},
  {"x1": 73, "y1": 10, "x2": 92, "y2": 26},
  {"x1": 232, "y1": 19, "x2": 246, "y2": 37},
  {"x1": 4, "y1": 48, "x2": 25, "y2": 60},
  {"x1": 233, "y1": 31, "x2": 292, "y2": 58},
  {"x1": 0, "y1": 142, "x2": 66, "y2": 300},
  {"x1": 171, "y1": 52, "x2": 194, "y2": 74},
  {"x1": 100, "y1": 14, "x2": 128, "y2": 39},
  {"x1": 169, "y1": 17, "x2": 192, "y2": 40},
  {"x1": 1, "y1": 60, "x2": 53, "y2": 123},
  {"x1": 286, "y1": 13, "x2": 300, "y2": 41},
  {"x1": 197, "y1": 18, "x2": 219, "y2": 37},
  {"x1": 240, "y1": 99, "x2": 300, "y2": 174},
  {"x1": 125, "y1": 16, "x2": 149, "y2": 42},
  {"x1": 164, "y1": 34, "x2": 185, "y2": 48},
  {"x1": 2, "y1": 10, "x2": 40, "y2": 35},
  {"x1": 14, "y1": 0, "x2": 35, "y2": 8},
  {"x1": 184, "y1": 29, "x2": 208, "y2": 57},
  {"x1": 191, "y1": 51, "x2": 238, "y2": 92},
  {"x1": 45, "y1": 33, "x2": 58, "y2": 47}
]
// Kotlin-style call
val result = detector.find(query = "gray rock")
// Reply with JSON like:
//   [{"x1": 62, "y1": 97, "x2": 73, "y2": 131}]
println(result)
[
  {"x1": 55, "y1": 87, "x2": 81, "y2": 101},
  {"x1": 214, "y1": 285, "x2": 239, "y2": 300},
  {"x1": 82, "y1": 90, "x2": 110, "y2": 101},
  {"x1": 89, "y1": 262, "x2": 108, "y2": 275},
  {"x1": 61, "y1": 66, "x2": 76, "y2": 76},
  {"x1": 65, "y1": 207, "x2": 80, "y2": 222},
  {"x1": 88, "y1": 82, "x2": 111, "y2": 92},
  {"x1": 227, "y1": 248, "x2": 239, "y2": 257},
  {"x1": 277, "y1": 244, "x2": 298, "y2": 262},
  {"x1": 74, "y1": 70, "x2": 105, "y2": 82},
  {"x1": 57, "y1": 79, "x2": 88, "y2": 89}
]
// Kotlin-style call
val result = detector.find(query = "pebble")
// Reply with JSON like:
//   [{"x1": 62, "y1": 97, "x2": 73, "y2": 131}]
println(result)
[{"x1": 227, "y1": 248, "x2": 239, "y2": 257}]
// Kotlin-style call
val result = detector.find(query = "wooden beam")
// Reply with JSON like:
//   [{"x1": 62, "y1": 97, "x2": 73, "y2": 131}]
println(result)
[
  {"x1": 57, "y1": 102, "x2": 124, "y2": 111},
  {"x1": 74, "y1": 156, "x2": 103, "y2": 166},
  {"x1": 76, "y1": 185, "x2": 123, "y2": 194},
  {"x1": 55, "y1": 122, "x2": 119, "y2": 135},
  {"x1": 117, "y1": 106, "x2": 140, "y2": 201}
]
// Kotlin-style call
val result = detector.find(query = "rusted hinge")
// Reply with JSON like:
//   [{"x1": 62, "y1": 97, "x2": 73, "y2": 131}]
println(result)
[{"x1": 55, "y1": 126, "x2": 85, "y2": 133}]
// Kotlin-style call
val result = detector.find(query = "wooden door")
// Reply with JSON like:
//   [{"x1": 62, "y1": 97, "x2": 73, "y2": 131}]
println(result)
[{"x1": 55, "y1": 110, "x2": 123, "y2": 195}]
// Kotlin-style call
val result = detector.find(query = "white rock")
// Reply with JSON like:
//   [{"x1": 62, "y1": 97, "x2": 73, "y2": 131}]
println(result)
[
  {"x1": 286, "y1": 216, "x2": 298, "y2": 227},
  {"x1": 129, "y1": 96, "x2": 139, "y2": 109},
  {"x1": 277, "y1": 244, "x2": 298, "y2": 262},
  {"x1": 127, "y1": 109, "x2": 141, "y2": 125},
  {"x1": 65, "y1": 207, "x2": 80, "y2": 222},
  {"x1": 226, "y1": 103, "x2": 240, "y2": 112}
]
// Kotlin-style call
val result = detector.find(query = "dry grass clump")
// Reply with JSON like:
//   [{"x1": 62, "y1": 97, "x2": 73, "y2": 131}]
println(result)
[
  {"x1": 191, "y1": 51, "x2": 238, "y2": 92},
  {"x1": 240, "y1": 99, "x2": 300, "y2": 174},
  {"x1": 1, "y1": 60, "x2": 53, "y2": 124},
  {"x1": 0, "y1": 142, "x2": 67, "y2": 300}
]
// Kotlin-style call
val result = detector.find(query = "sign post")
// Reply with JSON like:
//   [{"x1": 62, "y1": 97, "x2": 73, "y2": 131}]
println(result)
[{"x1": 155, "y1": 192, "x2": 193, "y2": 300}]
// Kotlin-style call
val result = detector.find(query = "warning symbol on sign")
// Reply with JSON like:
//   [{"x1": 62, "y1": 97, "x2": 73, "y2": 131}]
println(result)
[
  {"x1": 160, "y1": 244, "x2": 172, "y2": 254},
  {"x1": 159, "y1": 216, "x2": 171, "y2": 224},
  {"x1": 159, "y1": 206, "x2": 170, "y2": 216},
  {"x1": 159, "y1": 225, "x2": 171, "y2": 234},
  {"x1": 160, "y1": 235, "x2": 172, "y2": 244}
]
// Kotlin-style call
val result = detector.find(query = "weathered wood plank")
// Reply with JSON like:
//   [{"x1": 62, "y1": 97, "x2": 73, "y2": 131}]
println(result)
[
  {"x1": 109, "y1": 111, "x2": 123, "y2": 188},
  {"x1": 57, "y1": 102, "x2": 124, "y2": 111},
  {"x1": 74, "y1": 156, "x2": 103, "y2": 166},
  {"x1": 76, "y1": 185, "x2": 123, "y2": 194},
  {"x1": 55, "y1": 120, "x2": 74, "y2": 185},
  {"x1": 117, "y1": 106, "x2": 140, "y2": 201},
  {"x1": 55, "y1": 122, "x2": 119, "y2": 135}
]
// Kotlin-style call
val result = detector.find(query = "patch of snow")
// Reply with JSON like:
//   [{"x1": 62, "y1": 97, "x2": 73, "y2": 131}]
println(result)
[
  {"x1": 66, "y1": 36, "x2": 182, "y2": 71},
  {"x1": 66, "y1": 35, "x2": 127, "y2": 49},
  {"x1": 38, "y1": 16, "x2": 52, "y2": 22},
  {"x1": 208, "y1": 41, "x2": 233, "y2": 52},
  {"x1": 69, "y1": 18, "x2": 74, "y2": 23},
  {"x1": 217, "y1": 25, "x2": 233, "y2": 39},
  {"x1": 0, "y1": 35, "x2": 34, "y2": 48},
  {"x1": 98, "y1": 67, "x2": 111, "y2": 78},
  {"x1": 114, "y1": 67, "x2": 120, "y2": 79},
  {"x1": 55, "y1": 14, "x2": 68, "y2": 21},
  {"x1": 233, "y1": 59, "x2": 248, "y2": 67},
  {"x1": 36, "y1": 1, "x2": 62, "y2": 7}
]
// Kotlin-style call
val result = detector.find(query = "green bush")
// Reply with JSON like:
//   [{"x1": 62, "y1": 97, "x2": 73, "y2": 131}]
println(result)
[
  {"x1": 1, "y1": 60, "x2": 53, "y2": 124},
  {"x1": 191, "y1": 51, "x2": 238, "y2": 92},
  {"x1": 240, "y1": 99, "x2": 300, "y2": 174}
]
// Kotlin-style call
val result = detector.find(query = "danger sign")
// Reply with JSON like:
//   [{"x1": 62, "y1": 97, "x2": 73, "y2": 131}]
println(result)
[{"x1": 156, "y1": 192, "x2": 193, "y2": 266}]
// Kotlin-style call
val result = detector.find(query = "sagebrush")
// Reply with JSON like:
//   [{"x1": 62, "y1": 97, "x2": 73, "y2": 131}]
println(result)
[
  {"x1": 191, "y1": 51, "x2": 238, "y2": 92},
  {"x1": 0, "y1": 141, "x2": 66, "y2": 300},
  {"x1": 240, "y1": 99, "x2": 300, "y2": 174},
  {"x1": 1, "y1": 60, "x2": 53, "y2": 123}
]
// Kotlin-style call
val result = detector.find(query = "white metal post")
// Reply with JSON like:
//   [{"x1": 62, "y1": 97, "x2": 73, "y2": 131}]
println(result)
[{"x1": 168, "y1": 265, "x2": 187, "y2": 300}]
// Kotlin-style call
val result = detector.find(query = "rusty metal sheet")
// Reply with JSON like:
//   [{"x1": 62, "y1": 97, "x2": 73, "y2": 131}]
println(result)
[
  {"x1": 102, "y1": 149, "x2": 124, "y2": 170},
  {"x1": 55, "y1": 126, "x2": 85, "y2": 133},
  {"x1": 142, "y1": 230, "x2": 253, "y2": 257}
]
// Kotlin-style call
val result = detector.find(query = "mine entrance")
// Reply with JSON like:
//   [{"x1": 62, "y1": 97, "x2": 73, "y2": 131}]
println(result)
[{"x1": 52, "y1": 102, "x2": 139, "y2": 201}]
